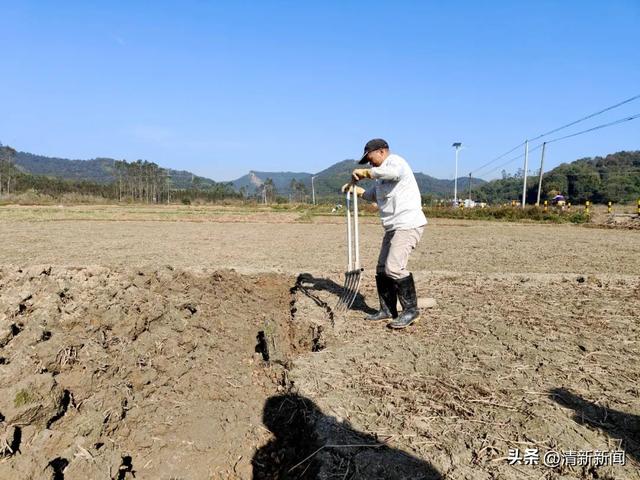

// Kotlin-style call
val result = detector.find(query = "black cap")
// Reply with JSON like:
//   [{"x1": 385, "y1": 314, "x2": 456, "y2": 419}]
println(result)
[{"x1": 358, "y1": 138, "x2": 389, "y2": 164}]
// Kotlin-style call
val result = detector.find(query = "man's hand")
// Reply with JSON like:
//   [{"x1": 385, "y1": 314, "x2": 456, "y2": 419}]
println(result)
[
  {"x1": 352, "y1": 168, "x2": 372, "y2": 181},
  {"x1": 341, "y1": 183, "x2": 365, "y2": 196}
]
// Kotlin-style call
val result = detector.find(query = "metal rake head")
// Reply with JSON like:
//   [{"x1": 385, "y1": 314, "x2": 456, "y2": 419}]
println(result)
[{"x1": 335, "y1": 268, "x2": 363, "y2": 313}]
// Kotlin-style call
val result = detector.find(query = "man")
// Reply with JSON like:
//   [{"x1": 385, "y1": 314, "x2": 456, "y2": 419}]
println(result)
[{"x1": 341, "y1": 139, "x2": 427, "y2": 329}]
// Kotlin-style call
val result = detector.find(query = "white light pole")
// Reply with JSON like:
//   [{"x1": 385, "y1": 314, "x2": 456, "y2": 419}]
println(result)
[
  {"x1": 521, "y1": 140, "x2": 529, "y2": 209},
  {"x1": 311, "y1": 175, "x2": 316, "y2": 205},
  {"x1": 536, "y1": 142, "x2": 547, "y2": 207},
  {"x1": 452, "y1": 142, "x2": 462, "y2": 205}
]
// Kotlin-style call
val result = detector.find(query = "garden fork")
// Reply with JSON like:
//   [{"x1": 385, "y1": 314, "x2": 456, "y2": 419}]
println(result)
[{"x1": 335, "y1": 184, "x2": 363, "y2": 312}]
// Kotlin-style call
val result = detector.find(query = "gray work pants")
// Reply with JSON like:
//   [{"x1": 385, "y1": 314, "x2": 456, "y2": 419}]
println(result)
[{"x1": 376, "y1": 226, "x2": 424, "y2": 280}]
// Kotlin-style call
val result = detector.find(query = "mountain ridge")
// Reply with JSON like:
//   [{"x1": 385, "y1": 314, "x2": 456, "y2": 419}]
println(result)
[
  {"x1": 9, "y1": 147, "x2": 484, "y2": 197},
  {"x1": 4, "y1": 146, "x2": 639, "y2": 202}
]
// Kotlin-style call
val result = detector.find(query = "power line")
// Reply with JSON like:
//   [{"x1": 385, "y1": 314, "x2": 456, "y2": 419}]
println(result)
[
  {"x1": 475, "y1": 112, "x2": 640, "y2": 179},
  {"x1": 475, "y1": 144, "x2": 542, "y2": 179},
  {"x1": 545, "y1": 112, "x2": 640, "y2": 144},
  {"x1": 471, "y1": 93, "x2": 640, "y2": 175},
  {"x1": 471, "y1": 141, "x2": 526, "y2": 175},
  {"x1": 529, "y1": 94, "x2": 640, "y2": 141}
]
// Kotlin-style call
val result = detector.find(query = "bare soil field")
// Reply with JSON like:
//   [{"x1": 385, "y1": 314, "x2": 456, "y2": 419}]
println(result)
[{"x1": 0, "y1": 205, "x2": 639, "y2": 479}]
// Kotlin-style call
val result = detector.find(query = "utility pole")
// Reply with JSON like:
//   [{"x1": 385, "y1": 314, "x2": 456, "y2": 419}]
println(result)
[
  {"x1": 536, "y1": 142, "x2": 547, "y2": 206},
  {"x1": 468, "y1": 172, "x2": 472, "y2": 202},
  {"x1": 452, "y1": 142, "x2": 462, "y2": 206},
  {"x1": 311, "y1": 175, "x2": 316, "y2": 205},
  {"x1": 521, "y1": 140, "x2": 529, "y2": 209}
]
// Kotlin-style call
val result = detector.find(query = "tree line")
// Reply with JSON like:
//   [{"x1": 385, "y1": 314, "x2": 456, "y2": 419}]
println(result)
[
  {"x1": 113, "y1": 159, "x2": 170, "y2": 203},
  {"x1": 3, "y1": 145, "x2": 638, "y2": 205},
  {"x1": 472, "y1": 151, "x2": 640, "y2": 204},
  {"x1": 0, "y1": 146, "x2": 240, "y2": 203}
]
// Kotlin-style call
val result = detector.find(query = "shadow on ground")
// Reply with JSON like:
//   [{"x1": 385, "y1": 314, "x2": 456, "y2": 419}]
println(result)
[
  {"x1": 296, "y1": 273, "x2": 376, "y2": 315},
  {"x1": 252, "y1": 393, "x2": 441, "y2": 479},
  {"x1": 549, "y1": 387, "x2": 639, "y2": 463}
]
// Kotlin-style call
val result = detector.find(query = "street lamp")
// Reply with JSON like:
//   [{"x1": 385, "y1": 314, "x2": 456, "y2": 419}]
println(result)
[{"x1": 452, "y1": 142, "x2": 462, "y2": 206}]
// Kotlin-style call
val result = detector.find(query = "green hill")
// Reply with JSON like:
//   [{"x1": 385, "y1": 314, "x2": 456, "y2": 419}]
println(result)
[
  {"x1": 13, "y1": 151, "x2": 116, "y2": 182},
  {"x1": 306, "y1": 159, "x2": 361, "y2": 197},
  {"x1": 231, "y1": 159, "x2": 486, "y2": 200},
  {"x1": 12, "y1": 150, "x2": 221, "y2": 190},
  {"x1": 8, "y1": 146, "x2": 486, "y2": 200},
  {"x1": 8, "y1": 145, "x2": 638, "y2": 204}
]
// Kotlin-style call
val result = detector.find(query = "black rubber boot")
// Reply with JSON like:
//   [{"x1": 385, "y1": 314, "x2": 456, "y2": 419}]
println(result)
[
  {"x1": 388, "y1": 273, "x2": 420, "y2": 329},
  {"x1": 365, "y1": 273, "x2": 398, "y2": 321}
]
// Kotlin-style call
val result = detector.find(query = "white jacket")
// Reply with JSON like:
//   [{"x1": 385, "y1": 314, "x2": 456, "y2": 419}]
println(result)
[{"x1": 361, "y1": 153, "x2": 427, "y2": 231}]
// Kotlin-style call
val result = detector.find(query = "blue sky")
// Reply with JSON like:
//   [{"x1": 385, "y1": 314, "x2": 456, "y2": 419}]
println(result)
[{"x1": 1, "y1": 1, "x2": 639, "y2": 181}]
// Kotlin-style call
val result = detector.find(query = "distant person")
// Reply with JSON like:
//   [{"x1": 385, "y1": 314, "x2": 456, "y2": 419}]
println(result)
[{"x1": 341, "y1": 139, "x2": 427, "y2": 329}]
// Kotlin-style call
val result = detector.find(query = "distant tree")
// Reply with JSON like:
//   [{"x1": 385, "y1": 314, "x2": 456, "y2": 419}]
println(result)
[
  {"x1": 289, "y1": 178, "x2": 297, "y2": 202},
  {"x1": 289, "y1": 178, "x2": 308, "y2": 202},
  {"x1": 421, "y1": 194, "x2": 434, "y2": 206},
  {"x1": 0, "y1": 146, "x2": 18, "y2": 195},
  {"x1": 108, "y1": 158, "x2": 170, "y2": 203},
  {"x1": 263, "y1": 178, "x2": 276, "y2": 203}
]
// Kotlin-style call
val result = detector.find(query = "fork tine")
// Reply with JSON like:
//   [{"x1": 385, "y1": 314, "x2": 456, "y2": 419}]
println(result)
[
  {"x1": 344, "y1": 273, "x2": 354, "y2": 294},
  {"x1": 335, "y1": 274, "x2": 351, "y2": 311},
  {"x1": 334, "y1": 270, "x2": 362, "y2": 313},
  {"x1": 336, "y1": 297, "x2": 348, "y2": 312},
  {"x1": 336, "y1": 272, "x2": 355, "y2": 311},
  {"x1": 335, "y1": 294, "x2": 344, "y2": 309},
  {"x1": 348, "y1": 271, "x2": 358, "y2": 293},
  {"x1": 345, "y1": 272, "x2": 361, "y2": 309}
]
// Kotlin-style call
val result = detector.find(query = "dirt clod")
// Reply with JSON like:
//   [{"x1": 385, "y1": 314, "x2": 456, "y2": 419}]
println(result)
[{"x1": 0, "y1": 266, "x2": 326, "y2": 479}]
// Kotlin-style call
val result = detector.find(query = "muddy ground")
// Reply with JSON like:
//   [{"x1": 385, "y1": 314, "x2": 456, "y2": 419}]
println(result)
[{"x1": 0, "y1": 205, "x2": 639, "y2": 479}]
